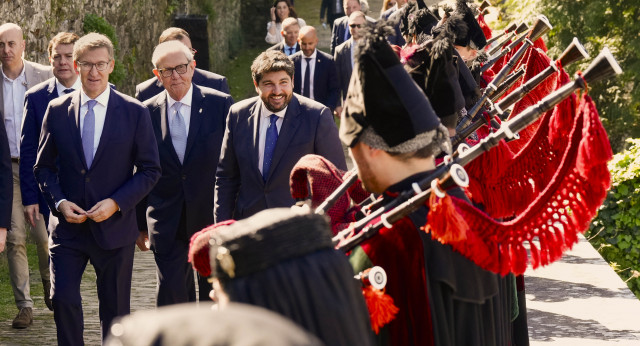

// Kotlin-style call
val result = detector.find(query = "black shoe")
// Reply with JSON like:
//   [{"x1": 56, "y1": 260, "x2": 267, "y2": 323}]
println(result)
[{"x1": 12, "y1": 307, "x2": 33, "y2": 329}]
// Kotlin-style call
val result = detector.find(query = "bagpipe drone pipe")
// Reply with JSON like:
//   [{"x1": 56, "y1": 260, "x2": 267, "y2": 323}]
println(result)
[{"x1": 289, "y1": 47, "x2": 621, "y2": 277}]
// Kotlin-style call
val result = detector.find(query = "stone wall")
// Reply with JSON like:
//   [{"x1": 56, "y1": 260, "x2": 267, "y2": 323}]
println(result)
[{"x1": 0, "y1": 0, "x2": 241, "y2": 95}]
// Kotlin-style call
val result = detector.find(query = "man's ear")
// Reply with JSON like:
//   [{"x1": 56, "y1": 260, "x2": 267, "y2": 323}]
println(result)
[
  {"x1": 253, "y1": 79, "x2": 260, "y2": 94},
  {"x1": 152, "y1": 69, "x2": 161, "y2": 81}
]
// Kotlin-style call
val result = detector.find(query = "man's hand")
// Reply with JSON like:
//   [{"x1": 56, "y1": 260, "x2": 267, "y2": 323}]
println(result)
[
  {"x1": 24, "y1": 204, "x2": 41, "y2": 228},
  {"x1": 59, "y1": 201, "x2": 88, "y2": 224},
  {"x1": 86, "y1": 198, "x2": 119, "y2": 223},
  {"x1": 0, "y1": 227, "x2": 6, "y2": 253},
  {"x1": 333, "y1": 106, "x2": 343, "y2": 119},
  {"x1": 136, "y1": 230, "x2": 150, "y2": 251}
]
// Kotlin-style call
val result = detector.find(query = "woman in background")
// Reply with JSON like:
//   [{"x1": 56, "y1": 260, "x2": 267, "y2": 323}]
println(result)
[{"x1": 266, "y1": 0, "x2": 307, "y2": 44}]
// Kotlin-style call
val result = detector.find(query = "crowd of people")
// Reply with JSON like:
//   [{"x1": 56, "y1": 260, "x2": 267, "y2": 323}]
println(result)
[{"x1": 0, "y1": 0, "x2": 616, "y2": 345}]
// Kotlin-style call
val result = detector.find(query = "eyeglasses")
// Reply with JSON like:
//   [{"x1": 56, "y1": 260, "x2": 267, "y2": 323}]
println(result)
[
  {"x1": 156, "y1": 62, "x2": 191, "y2": 78},
  {"x1": 349, "y1": 24, "x2": 362, "y2": 28},
  {"x1": 77, "y1": 61, "x2": 111, "y2": 71}
]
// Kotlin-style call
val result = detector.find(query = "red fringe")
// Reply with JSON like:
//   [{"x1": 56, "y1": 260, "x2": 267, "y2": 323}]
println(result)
[
  {"x1": 188, "y1": 220, "x2": 236, "y2": 277},
  {"x1": 424, "y1": 188, "x2": 469, "y2": 243},
  {"x1": 363, "y1": 286, "x2": 400, "y2": 334},
  {"x1": 477, "y1": 14, "x2": 493, "y2": 40}
]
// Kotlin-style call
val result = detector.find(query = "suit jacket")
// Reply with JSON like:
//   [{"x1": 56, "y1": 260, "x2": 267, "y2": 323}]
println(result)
[
  {"x1": 320, "y1": 0, "x2": 344, "y2": 19},
  {"x1": 20, "y1": 78, "x2": 59, "y2": 216},
  {"x1": 387, "y1": 8, "x2": 407, "y2": 47},
  {"x1": 291, "y1": 50, "x2": 339, "y2": 110},
  {"x1": 214, "y1": 95, "x2": 346, "y2": 222},
  {"x1": 135, "y1": 68, "x2": 230, "y2": 102},
  {"x1": 0, "y1": 116, "x2": 11, "y2": 229},
  {"x1": 34, "y1": 89, "x2": 161, "y2": 250},
  {"x1": 380, "y1": 6, "x2": 396, "y2": 20},
  {"x1": 139, "y1": 85, "x2": 233, "y2": 254},
  {"x1": 334, "y1": 39, "x2": 353, "y2": 103},
  {"x1": 267, "y1": 42, "x2": 300, "y2": 55},
  {"x1": 330, "y1": 15, "x2": 376, "y2": 55},
  {"x1": 0, "y1": 60, "x2": 52, "y2": 118}
]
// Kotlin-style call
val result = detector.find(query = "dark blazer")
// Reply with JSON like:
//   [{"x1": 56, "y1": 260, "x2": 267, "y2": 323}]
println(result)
[
  {"x1": 387, "y1": 8, "x2": 406, "y2": 47},
  {"x1": 34, "y1": 89, "x2": 161, "y2": 250},
  {"x1": 268, "y1": 42, "x2": 300, "y2": 55},
  {"x1": 380, "y1": 6, "x2": 396, "y2": 20},
  {"x1": 0, "y1": 116, "x2": 11, "y2": 229},
  {"x1": 139, "y1": 85, "x2": 233, "y2": 254},
  {"x1": 20, "y1": 78, "x2": 58, "y2": 216},
  {"x1": 291, "y1": 50, "x2": 339, "y2": 110},
  {"x1": 214, "y1": 95, "x2": 346, "y2": 222},
  {"x1": 334, "y1": 39, "x2": 353, "y2": 103},
  {"x1": 330, "y1": 16, "x2": 349, "y2": 55},
  {"x1": 135, "y1": 68, "x2": 230, "y2": 102}
]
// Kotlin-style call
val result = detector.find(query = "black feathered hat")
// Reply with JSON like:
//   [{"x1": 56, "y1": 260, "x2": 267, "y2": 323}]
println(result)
[
  {"x1": 340, "y1": 22, "x2": 451, "y2": 156},
  {"x1": 453, "y1": 0, "x2": 487, "y2": 49}
]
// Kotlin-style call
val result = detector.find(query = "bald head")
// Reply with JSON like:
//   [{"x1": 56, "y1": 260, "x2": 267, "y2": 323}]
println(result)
[
  {"x1": 298, "y1": 26, "x2": 318, "y2": 57},
  {"x1": 0, "y1": 23, "x2": 25, "y2": 72}
]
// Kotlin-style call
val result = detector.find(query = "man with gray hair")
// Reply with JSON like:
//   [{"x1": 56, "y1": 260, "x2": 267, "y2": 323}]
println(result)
[
  {"x1": 35, "y1": 33, "x2": 160, "y2": 344},
  {"x1": 0, "y1": 22, "x2": 53, "y2": 329},
  {"x1": 137, "y1": 40, "x2": 233, "y2": 306}
]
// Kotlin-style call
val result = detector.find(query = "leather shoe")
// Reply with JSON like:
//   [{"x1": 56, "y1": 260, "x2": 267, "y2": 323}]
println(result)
[
  {"x1": 12, "y1": 307, "x2": 33, "y2": 329},
  {"x1": 43, "y1": 279, "x2": 53, "y2": 311}
]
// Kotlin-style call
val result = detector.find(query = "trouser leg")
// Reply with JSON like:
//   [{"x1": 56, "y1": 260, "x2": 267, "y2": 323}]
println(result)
[
  {"x1": 6, "y1": 162, "x2": 32, "y2": 309},
  {"x1": 153, "y1": 239, "x2": 196, "y2": 306}
]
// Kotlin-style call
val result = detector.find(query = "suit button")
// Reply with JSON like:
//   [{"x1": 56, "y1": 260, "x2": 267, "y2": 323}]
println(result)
[
  {"x1": 80, "y1": 169, "x2": 86, "y2": 174},
  {"x1": 182, "y1": 174, "x2": 187, "y2": 180},
  {"x1": 85, "y1": 177, "x2": 90, "y2": 182}
]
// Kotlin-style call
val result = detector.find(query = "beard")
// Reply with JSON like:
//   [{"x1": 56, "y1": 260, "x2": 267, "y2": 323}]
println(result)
[{"x1": 262, "y1": 91, "x2": 293, "y2": 113}]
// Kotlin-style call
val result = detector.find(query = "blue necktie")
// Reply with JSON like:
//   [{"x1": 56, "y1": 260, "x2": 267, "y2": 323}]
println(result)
[
  {"x1": 63, "y1": 88, "x2": 74, "y2": 94},
  {"x1": 262, "y1": 114, "x2": 279, "y2": 182},
  {"x1": 82, "y1": 100, "x2": 97, "y2": 168},
  {"x1": 288, "y1": 47, "x2": 294, "y2": 55},
  {"x1": 170, "y1": 102, "x2": 187, "y2": 163},
  {"x1": 303, "y1": 58, "x2": 311, "y2": 98}
]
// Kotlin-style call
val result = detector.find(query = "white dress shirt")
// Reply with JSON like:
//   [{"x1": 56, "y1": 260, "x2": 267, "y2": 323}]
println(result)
[
  {"x1": 300, "y1": 49, "x2": 317, "y2": 99},
  {"x1": 257, "y1": 101, "x2": 286, "y2": 175},
  {"x1": 80, "y1": 87, "x2": 110, "y2": 158},
  {"x1": 2, "y1": 63, "x2": 27, "y2": 158},
  {"x1": 55, "y1": 77, "x2": 81, "y2": 96},
  {"x1": 166, "y1": 85, "x2": 193, "y2": 134}
]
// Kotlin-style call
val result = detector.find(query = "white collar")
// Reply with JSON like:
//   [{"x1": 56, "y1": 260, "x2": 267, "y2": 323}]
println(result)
[
  {"x1": 81, "y1": 86, "x2": 110, "y2": 108},
  {"x1": 302, "y1": 49, "x2": 317, "y2": 60},
  {"x1": 56, "y1": 77, "x2": 81, "y2": 94},
  {"x1": 1, "y1": 60, "x2": 26, "y2": 82},
  {"x1": 167, "y1": 84, "x2": 194, "y2": 109}
]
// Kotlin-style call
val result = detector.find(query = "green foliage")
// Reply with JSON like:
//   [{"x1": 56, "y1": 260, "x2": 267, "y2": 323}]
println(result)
[
  {"x1": 587, "y1": 138, "x2": 640, "y2": 298},
  {"x1": 82, "y1": 14, "x2": 126, "y2": 85}
]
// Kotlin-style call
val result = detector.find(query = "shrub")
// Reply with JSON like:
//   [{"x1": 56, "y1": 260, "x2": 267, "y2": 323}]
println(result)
[{"x1": 83, "y1": 14, "x2": 126, "y2": 85}]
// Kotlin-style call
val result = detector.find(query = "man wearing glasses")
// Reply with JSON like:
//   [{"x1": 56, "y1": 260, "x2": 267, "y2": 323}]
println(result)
[
  {"x1": 137, "y1": 40, "x2": 233, "y2": 306},
  {"x1": 0, "y1": 23, "x2": 53, "y2": 329},
  {"x1": 34, "y1": 33, "x2": 161, "y2": 345},
  {"x1": 135, "y1": 27, "x2": 230, "y2": 102}
]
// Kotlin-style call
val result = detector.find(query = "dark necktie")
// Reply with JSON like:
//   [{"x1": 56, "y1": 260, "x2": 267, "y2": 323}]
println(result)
[
  {"x1": 262, "y1": 114, "x2": 279, "y2": 182},
  {"x1": 303, "y1": 58, "x2": 311, "y2": 98},
  {"x1": 63, "y1": 88, "x2": 74, "y2": 94},
  {"x1": 82, "y1": 100, "x2": 97, "y2": 168},
  {"x1": 288, "y1": 47, "x2": 294, "y2": 55}
]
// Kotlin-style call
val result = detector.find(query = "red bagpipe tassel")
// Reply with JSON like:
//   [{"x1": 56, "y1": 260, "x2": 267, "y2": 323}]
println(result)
[
  {"x1": 477, "y1": 14, "x2": 493, "y2": 40},
  {"x1": 362, "y1": 285, "x2": 399, "y2": 334},
  {"x1": 424, "y1": 184, "x2": 469, "y2": 244},
  {"x1": 188, "y1": 220, "x2": 236, "y2": 277}
]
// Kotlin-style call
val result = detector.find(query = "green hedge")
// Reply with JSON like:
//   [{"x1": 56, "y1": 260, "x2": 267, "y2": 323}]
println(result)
[
  {"x1": 83, "y1": 14, "x2": 127, "y2": 85},
  {"x1": 587, "y1": 138, "x2": 640, "y2": 298}
]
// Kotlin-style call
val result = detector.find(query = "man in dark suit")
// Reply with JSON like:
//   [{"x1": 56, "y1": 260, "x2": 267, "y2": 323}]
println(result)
[
  {"x1": 19, "y1": 32, "x2": 79, "y2": 313},
  {"x1": 320, "y1": 0, "x2": 344, "y2": 30},
  {"x1": 334, "y1": 11, "x2": 366, "y2": 115},
  {"x1": 214, "y1": 50, "x2": 346, "y2": 222},
  {"x1": 330, "y1": 0, "x2": 373, "y2": 55},
  {"x1": 290, "y1": 26, "x2": 339, "y2": 112},
  {"x1": 267, "y1": 18, "x2": 301, "y2": 57},
  {"x1": 34, "y1": 33, "x2": 161, "y2": 344},
  {"x1": 0, "y1": 115, "x2": 11, "y2": 257},
  {"x1": 135, "y1": 27, "x2": 230, "y2": 102},
  {"x1": 0, "y1": 22, "x2": 53, "y2": 329},
  {"x1": 137, "y1": 41, "x2": 233, "y2": 306},
  {"x1": 386, "y1": 0, "x2": 409, "y2": 46}
]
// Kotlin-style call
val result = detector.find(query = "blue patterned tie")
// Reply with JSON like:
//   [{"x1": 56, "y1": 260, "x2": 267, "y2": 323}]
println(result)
[
  {"x1": 262, "y1": 114, "x2": 279, "y2": 182},
  {"x1": 170, "y1": 102, "x2": 187, "y2": 163},
  {"x1": 82, "y1": 100, "x2": 97, "y2": 168},
  {"x1": 288, "y1": 47, "x2": 294, "y2": 56},
  {"x1": 303, "y1": 58, "x2": 311, "y2": 97},
  {"x1": 63, "y1": 88, "x2": 74, "y2": 94}
]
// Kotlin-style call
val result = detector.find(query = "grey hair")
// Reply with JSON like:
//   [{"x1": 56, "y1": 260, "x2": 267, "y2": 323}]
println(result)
[{"x1": 151, "y1": 40, "x2": 194, "y2": 68}]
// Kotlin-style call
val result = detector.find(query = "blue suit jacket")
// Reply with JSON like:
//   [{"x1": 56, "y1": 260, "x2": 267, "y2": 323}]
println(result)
[
  {"x1": 0, "y1": 115, "x2": 11, "y2": 229},
  {"x1": 34, "y1": 89, "x2": 161, "y2": 250},
  {"x1": 214, "y1": 95, "x2": 346, "y2": 222},
  {"x1": 291, "y1": 50, "x2": 339, "y2": 110},
  {"x1": 330, "y1": 16, "x2": 349, "y2": 55},
  {"x1": 135, "y1": 68, "x2": 230, "y2": 102},
  {"x1": 139, "y1": 85, "x2": 233, "y2": 254},
  {"x1": 20, "y1": 78, "x2": 58, "y2": 216}
]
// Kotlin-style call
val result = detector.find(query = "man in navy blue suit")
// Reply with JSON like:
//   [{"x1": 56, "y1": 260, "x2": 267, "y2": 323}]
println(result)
[
  {"x1": 290, "y1": 26, "x2": 339, "y2": 113},
  {"x1": 20, "y1": 33, "x2": 80, "y2": 313},
  {"x1": 34, "y1": 33, "x2": 161, "y2": 344},
  {"x1": 137, "y1": 41, "x2": 233, "y2": 306},
  {"x1": 0, "y1": 117, "x2": 11, "y2": 255},
  {"x1": 135, "y1": 27, "x2": 230, "y2": 102},
  {"x1": 214, "y1": 50, "x2": 346, "y2": 223}
]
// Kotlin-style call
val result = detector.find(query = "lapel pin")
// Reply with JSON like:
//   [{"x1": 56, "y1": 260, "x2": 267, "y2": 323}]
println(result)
[{"x1": 199, "y1": 108, "x2": 203, "y2": 113}]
